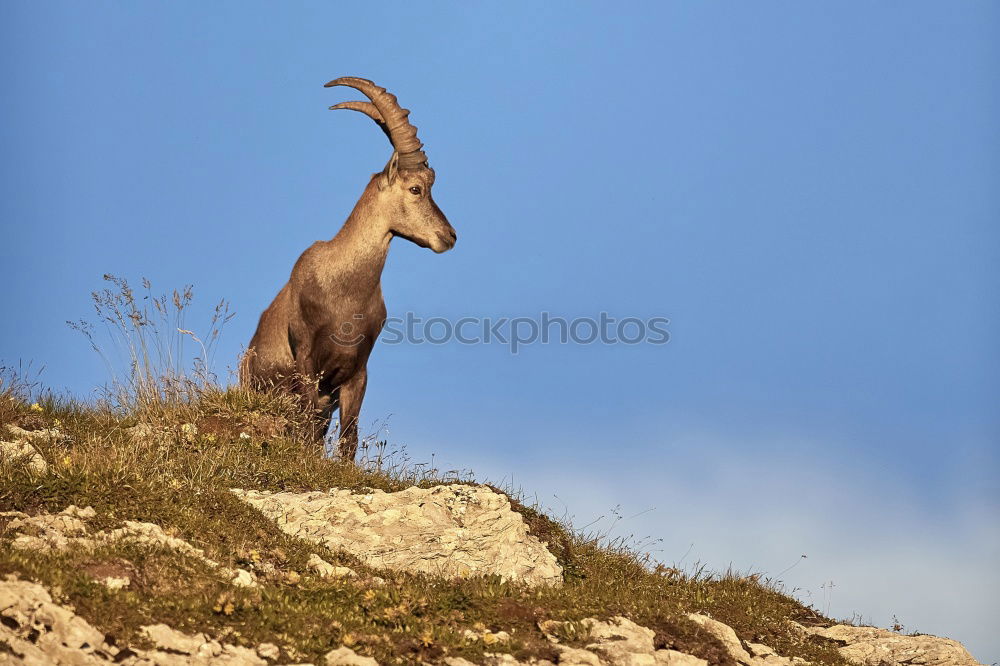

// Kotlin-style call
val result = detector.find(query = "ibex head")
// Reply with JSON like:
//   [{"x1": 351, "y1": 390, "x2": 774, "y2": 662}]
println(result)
[{"x1": 326, "y1": 77, "x2": 457, "y2": 254}]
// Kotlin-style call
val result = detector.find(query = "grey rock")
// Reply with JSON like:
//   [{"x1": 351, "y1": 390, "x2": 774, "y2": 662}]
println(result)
[
  {"x1": 805, "y1": 623, "x2": 983, "y2": 666},
  {"x1": 142, "y1": 624, "x2": 210, "y2": 655},
  {"x1": 654, "y1": 650, "x2": 708, "y2": 665},
  {"x1": 255, "y1": 643, "x2": 280, "y2": 660},
  {"x1": 685, "y1": 613, "x2": 753, "y2": 664},
  {"x1": 0, "y1": 437, "x2": 48, "y2": 475},
  {"x1": 306, "y1": 554, "x2": 356, "y2": 579},
  {"x1": 553, "y1": 645, "x2": 603, "y2": 665},
  {"x1": 0, "y1": 579, "x2": 276, "y2": 665},
  {"x1": 2, "y1": 508, "x2": 255, "y2": 588},
  {"x1": 231, "y1": 485, "x2": 562, "y2": 586},
  {"x1": 322, "y1": 646, "x2": 379, "y2": 665},
  {"x1": 540, "y1": 616, "x2": 658, "y2": 666}
]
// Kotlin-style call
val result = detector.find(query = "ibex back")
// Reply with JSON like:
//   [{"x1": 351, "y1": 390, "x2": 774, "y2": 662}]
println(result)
[{"x1": 242, "y1": 76, "x2": 456, "y2": 461}]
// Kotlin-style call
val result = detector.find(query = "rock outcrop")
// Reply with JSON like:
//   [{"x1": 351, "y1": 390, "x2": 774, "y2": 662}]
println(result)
[
  {"x1": 685, "y1": 613, "x2": 754, "y2": 664},
  {"x1": 0, "y1": 424, "x2": 59, "y2": 475},
  {"x1": 538, "y1": 615, "x2": 811, "y2": 666},
  {"x1": 801, "y1": 623, "x2": 983, "y2": 666},
  {"x1": 0, "y1": 506, "x2": 258, "y2": 589},
  {"x1": 231, "y1": 485, "x2": 562, "y2": 586}
]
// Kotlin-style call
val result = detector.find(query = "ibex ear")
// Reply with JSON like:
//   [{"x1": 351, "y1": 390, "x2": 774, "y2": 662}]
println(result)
[{"x1": 378, "y1": 152, "x2": 400, "y2": 189}]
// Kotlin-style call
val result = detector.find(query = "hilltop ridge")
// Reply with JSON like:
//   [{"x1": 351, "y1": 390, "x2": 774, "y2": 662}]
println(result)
[{"x1": 0, "y1": 385, "x2": 983, "y2": 666}]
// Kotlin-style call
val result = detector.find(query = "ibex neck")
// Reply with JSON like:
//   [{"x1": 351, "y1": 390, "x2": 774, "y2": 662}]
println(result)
[{"x1": 328, "y1": 185, "x2": 392, "y2": 289}]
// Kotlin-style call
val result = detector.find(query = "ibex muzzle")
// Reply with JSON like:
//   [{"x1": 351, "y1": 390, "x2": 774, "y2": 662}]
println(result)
[{"x1": 241, "y1": 76, "x2": 456, "y2": 461}]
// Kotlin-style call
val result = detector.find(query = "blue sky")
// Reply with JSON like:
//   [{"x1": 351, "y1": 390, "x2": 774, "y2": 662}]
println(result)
[{"x1": 2, "y1": 2, "x2": 998, "y2": 661}]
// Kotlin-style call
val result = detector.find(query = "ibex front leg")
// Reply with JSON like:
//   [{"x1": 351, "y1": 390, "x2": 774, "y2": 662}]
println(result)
[
  {"x1": 337, "y1": 368, "x2": 367, "y2": 462},
  {"x1": 292, "y1": 340, "x2": 330, "y2": 446}
]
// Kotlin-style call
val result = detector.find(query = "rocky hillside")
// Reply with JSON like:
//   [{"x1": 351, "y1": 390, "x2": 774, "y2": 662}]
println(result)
[{"x1": 0, "y1": 388, "x2": 983, "y2": 666}]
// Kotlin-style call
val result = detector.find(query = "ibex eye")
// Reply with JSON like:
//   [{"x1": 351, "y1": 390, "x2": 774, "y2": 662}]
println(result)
[{"x1": 409, "y1": 186, "x2": 422, "y2": 195}]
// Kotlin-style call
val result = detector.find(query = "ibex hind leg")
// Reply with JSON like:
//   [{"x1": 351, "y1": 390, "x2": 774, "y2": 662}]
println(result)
[
  {"x1": 336, "y1": 369, "x2": 368, "y2": 463},
  {"x1": 314, "y1": 390, "x2": 338, "y2": 453}
]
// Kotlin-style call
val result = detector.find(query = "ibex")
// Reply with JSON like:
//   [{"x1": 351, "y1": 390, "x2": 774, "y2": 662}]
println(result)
[{"x1": 242, "y1": 76, "x2": 456, "y2": 461}]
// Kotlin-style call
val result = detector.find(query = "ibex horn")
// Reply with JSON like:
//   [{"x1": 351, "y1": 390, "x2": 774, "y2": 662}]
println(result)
[{"x1": 325, "y1": 76, "x2": 428, "y2": 170}]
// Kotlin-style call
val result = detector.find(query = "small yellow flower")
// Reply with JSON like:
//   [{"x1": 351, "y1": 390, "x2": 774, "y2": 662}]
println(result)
[
  {"x1": 341, "y1": 632, "x2": 357, "y2": 647},
  {"x1": 419, "y1": 630, "x2": 434, "y2": 648},
  {"x1": 61, "y1": 455, "x2": 72, "y2": 467},
  {"x1": 29, "y1": 403, "x2": 43, "y2": 413},
  {"x1": 482, "y1": 632, "x2": 499, "y2": 646},
  {"x1": 213, "y1": 592, "x2": 235, "y2": 615},
  {"x1": 362, "y1": 589, "x2": 376, "y2": 602}
]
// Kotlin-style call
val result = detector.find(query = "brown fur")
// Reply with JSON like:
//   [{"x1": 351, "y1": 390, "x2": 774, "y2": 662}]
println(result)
[{"x1": 242, "y1": 160, "x2": 455, "y2": 460}]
